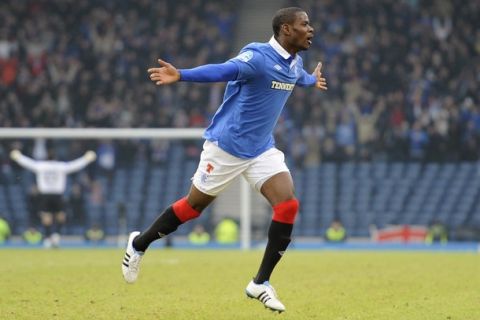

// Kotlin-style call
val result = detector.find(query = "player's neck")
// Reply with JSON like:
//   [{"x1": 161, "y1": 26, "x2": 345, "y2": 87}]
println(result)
[{"x1": 275, "y1": 36, "x2": 298, "y2": 57}]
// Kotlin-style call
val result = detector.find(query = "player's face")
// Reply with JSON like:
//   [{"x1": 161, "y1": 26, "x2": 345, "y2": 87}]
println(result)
[{"x1": 289, "y1": 12, "x2": 314, "y2": 51}]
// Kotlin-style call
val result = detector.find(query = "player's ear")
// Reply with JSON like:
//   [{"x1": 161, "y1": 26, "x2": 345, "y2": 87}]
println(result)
[{"x1": 281, "y1": 23, "x2": 292, "y2": 36}]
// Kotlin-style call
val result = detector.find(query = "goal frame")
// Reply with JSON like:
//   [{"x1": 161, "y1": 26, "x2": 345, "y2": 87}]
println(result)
[{"x1": 0, "y1": 128, "x2": 252, "y2": 250}]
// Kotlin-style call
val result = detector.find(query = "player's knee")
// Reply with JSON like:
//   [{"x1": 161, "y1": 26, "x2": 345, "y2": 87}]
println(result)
[
  {"x1": 172, "y1": 197, "x2": 202, "y2": 223},
  {"x1": 272, "y1": 198, "x2": 299, "y2": 224}
]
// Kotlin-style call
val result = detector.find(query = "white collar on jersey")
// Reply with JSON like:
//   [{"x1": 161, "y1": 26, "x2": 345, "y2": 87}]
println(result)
[{"x1": 268, "y1": 36, "x2": 298, "y2": 69}]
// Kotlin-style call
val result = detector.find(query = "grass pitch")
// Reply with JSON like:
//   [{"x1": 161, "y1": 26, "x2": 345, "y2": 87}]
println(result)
[{"x1": 1, "y1": 249, "x2": 478, "y2": 320}]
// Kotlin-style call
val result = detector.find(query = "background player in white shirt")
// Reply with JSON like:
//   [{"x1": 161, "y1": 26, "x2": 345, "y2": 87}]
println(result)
[
  {"x1": 122, "y1": 7, "x2": 327, "y2": 312},
  {"x1": 10, "y1": 149, "x2": 96, "y2": 247}
]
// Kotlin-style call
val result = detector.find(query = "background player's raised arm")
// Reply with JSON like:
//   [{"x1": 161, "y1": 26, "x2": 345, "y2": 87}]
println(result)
[
  {"x1": 63, "y1": 151, "x2": 97, "y2": 174},
  {"x1": 10, "y1": 150, "x2": 38, "y2": 172}
]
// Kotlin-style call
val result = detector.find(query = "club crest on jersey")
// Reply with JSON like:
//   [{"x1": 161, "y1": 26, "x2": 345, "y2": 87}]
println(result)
[
  {"x1": 234, "y1": 50, "x2": 253, "y2": 62},
  {"x1": 271, "y1": 81, "x2": 295, "y2": 91}
]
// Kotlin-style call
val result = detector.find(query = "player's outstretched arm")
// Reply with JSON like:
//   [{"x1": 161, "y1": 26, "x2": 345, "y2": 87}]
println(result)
[
  {"x1": 313, "y1": 62, "x2": 327, "y2": 90},
  {"x1": 148, "y1": 58, "x2": 239, "y2": 85},
  {"x1": 148, "y1": 59, "x2": 181, "y2": 86}
]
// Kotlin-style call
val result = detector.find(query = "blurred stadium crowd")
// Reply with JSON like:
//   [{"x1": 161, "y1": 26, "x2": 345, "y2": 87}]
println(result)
[
  {"x1": 0, "y1": 0, "x2": 479, "y2": 165},
  {"x1": 0, "y1": 0, "x2": 236, "y2": 130},
  {"x1": 0, "y1": 0, "x2": 479, "y2": 239},
  {"x1": 283, "y1": 0, "x2": 480, "y2": 165}
]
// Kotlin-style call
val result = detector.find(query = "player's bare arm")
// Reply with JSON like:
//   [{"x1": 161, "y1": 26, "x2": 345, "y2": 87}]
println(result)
[
  {"x1": 313, "y1": 62, "x2": 327, "y2": 90},
  {"x1": 147, "y1": 59, "x2": 180, "y2": 85}
]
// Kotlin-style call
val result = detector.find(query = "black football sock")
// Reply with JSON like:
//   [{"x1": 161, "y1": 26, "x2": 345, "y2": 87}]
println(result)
[
  {"x1": 254, "y1": 220, "x2": 293, "y2": 284},
  {"x1": 132, "y1": 206, "x2": 182, "y2": 252}
]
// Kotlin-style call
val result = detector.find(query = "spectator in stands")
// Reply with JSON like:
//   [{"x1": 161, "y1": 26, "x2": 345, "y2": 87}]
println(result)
[
  {"x1": 23, "y1": 226, "x2": 42, "y2": 245},
  {"x1": 96, "y1": 140, "x2": 116, "y2": 180},
  {"x1": 214, "y1": 218, "x2": 239, "y2": 244},
  {"x1": 85, "y1": 223, "x2": 105, "y2": 244},
  {"x1": 188, "y1": 224, "x2": 210, "y2": 245},
  {"x1": 149, "y1": 140, "x2": 170, "y2": 166},
  {"x1": 0, "y1": 215, "x2": 11, "y2": 244},
  {"x1": 324, "y1": 219, "x2": 346, "y2": 243},
  {"x1": 425, "y1": 220, "x2": 448, "y2": 244}
]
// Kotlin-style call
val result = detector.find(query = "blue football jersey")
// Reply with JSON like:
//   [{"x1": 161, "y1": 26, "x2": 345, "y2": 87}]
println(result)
[{"x1": 203, "y1": 38, "x2": 315, "y2": 159}]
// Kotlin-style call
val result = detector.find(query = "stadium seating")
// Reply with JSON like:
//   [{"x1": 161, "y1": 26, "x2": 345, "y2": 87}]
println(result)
[{"x1": 4, "y1": 158, "x2": 480, "y2": 238}]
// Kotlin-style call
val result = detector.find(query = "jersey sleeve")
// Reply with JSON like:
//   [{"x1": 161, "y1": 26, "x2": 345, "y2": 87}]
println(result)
[
  {"x1": 228, "y1": 46, "x2": 264, "y2": 80},
  {"x1": 63, "y1": 155, "x2": 92, "y2": 174},
  {"x1": 296, "y1": 69, "x2": 317, "y2": 87},
  {"x1": 179, "y1": 62, "x2": 239, "y2": 82},
  {"x1": 14, "y1": 153, "x2": 39, "y2": 173}
]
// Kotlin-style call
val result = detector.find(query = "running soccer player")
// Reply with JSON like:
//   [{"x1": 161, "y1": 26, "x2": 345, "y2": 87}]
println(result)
[
  {"x1": 122, "y1": 7, "x2": 327, "y2": 312},
  {"x1": 10, "y1": 149, "x2": 96, "y2": 247}
]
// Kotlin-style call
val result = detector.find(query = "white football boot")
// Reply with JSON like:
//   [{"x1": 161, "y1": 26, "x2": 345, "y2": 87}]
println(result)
[
  {"x1": 122, "y1": 231, "x2": 143, "y2": 283},
  {"x1": 245, "y1": 280, "x2": 286, "y2": 312}
]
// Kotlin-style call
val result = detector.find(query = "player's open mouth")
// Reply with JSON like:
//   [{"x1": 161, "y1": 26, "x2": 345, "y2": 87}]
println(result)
[{"x1": 307, "y1": 36, "x2": 313, "y2": 45}]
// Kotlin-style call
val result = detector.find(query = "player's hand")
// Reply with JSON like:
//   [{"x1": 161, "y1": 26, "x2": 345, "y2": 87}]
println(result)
[
  {"x1": 147, "y1": 59, "x2": 181, "y2": 85},
  {"x1": 313, "y1": 62, "x2": 327, "y2": 90},
  {"x1": 85, "y1": 151, "x2": 97, "y2": 162},
  {"x1": 10, "y1": 150, "x2": 21, "y2": 161}
]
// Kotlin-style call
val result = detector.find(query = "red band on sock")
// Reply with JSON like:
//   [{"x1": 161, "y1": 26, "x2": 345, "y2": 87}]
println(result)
[
  {"x1": 272, "y1": 198, "x2": 299, "y2": 224},
  {"x1": 172, "y1": 197, "x2": 201, "y2": 223}
]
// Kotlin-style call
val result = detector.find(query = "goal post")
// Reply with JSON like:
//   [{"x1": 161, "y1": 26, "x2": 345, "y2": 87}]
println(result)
[{"x1": 0, "y1": 128, "x2": 253, "y2": 250}]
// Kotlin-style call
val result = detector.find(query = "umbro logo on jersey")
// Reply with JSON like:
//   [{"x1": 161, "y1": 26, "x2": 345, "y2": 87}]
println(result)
[{"x1": 274, "y1": 64, "x2": 282, "y2": 71}]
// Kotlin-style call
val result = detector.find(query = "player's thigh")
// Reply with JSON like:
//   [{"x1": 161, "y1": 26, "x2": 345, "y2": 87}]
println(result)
[
  {"x1": 260, "y1": 172, "x2": 295, "y2": 206},
  {"x1": 192, "y1": 141, "x2": 249, "y2": 197},
  {"x1": 243, "y1": 147, "x2": 292, "y2": 205},
  {"x1": 186, "y1": 184, "x2": 216, "y2": 212}
]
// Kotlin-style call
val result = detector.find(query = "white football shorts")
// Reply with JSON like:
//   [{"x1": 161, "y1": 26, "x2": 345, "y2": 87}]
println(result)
[{"x1": 192, "y1": 141, "x2": 290, "y2": 196}]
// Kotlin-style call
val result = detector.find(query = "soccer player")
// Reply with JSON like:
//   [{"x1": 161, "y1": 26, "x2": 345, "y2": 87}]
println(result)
[
  {"x1": 122, "y1": 7, "x2": 327, "y2": 312},
  {"x1": 10, "y1": 149, "x2": 97, "y2": 247}
]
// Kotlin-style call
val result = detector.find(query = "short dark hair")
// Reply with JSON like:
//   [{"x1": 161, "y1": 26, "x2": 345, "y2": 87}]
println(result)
[{"x1": 272, "y1": 7, "x2": 305, "y2": 37}]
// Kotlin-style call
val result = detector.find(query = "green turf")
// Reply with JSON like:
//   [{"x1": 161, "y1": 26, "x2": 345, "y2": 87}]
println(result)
[{"x1": 0, "y1": 249, "x2": 478, "y2": 320}]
